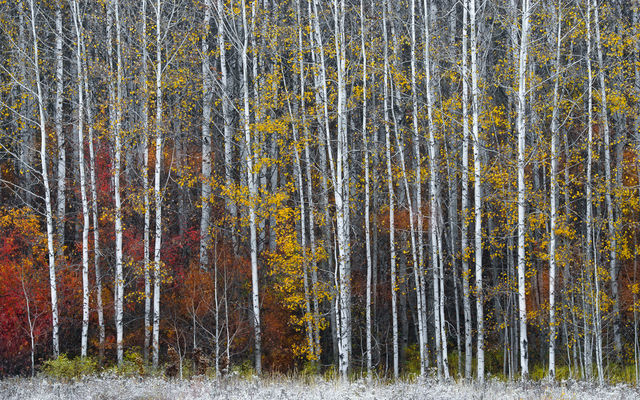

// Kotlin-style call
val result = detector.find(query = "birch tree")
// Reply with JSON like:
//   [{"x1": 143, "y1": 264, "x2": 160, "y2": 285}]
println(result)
[
  {"x1": 111, "y1": 0, "x2": 125, "y2": 366},
  {"x1": 461, "y1": 0, "x2": 473, "y2": 380},
  {"x1": 516, "y1": 0, "x2": 531, "y2": 379},
  {"x1": 548, "y1": 1, "x2": 562, "y2": 380},
  {"x1": 200, "y1": 0, "x2": 212, "y2": 270},
  {"x1": 240, "y1": 0, "x2": 261, "y2": 374},
  {"x1": 152, "y1": 0, "x2": 163, "y2": 369},
  {"x1": 469, "y1": 0, "x2": 484, "y2": 381},
  {"x1": 382, "y1": 0, "x2": 398, "y2": 378},
  {"x1": 54, "y1": 2, "x2": 65, "y2": 262},
  {"x1": 141, "y1": 0, "x2": 152, "y2": 364},
  {"x1": 70, "y1": 0, "x2": 90, "y2": 358},
  {"x1": 28, "y1": 0, "x2": 59, "y2": 358}
]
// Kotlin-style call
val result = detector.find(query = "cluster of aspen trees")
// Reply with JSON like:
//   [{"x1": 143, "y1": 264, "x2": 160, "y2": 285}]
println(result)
[{"x1": 2, "y1": 0, "x2": 640, "y2": 383}]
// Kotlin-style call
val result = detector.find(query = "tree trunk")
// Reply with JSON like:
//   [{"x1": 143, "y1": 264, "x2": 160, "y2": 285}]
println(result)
[
  {"x1": 71, "y1": 0, "x2": 90, "y2": 358},
  {"x1": 200, "y1": 0, "x2": 213, "y2": 270},
  {"x1": 141, "y1": 0, "x2": 151, "y2": 365},
  {"x1": 152, "y1": 0, "x2": 163, "y2": 369},
  {"x1": 461, "y1": 0, "x2": 472, "y2": 380},
  {"x1": 241, "y1": 0, "x2": 261, "y2": 374},
  {"x1": 548, "y1": 1, "x2": 562, "y2": 379},
  {"x1": 515, "y1": 0, "x2": 530, "y2": 380},
  {"x1": 382, "y1": 0, "x2": 398, "y2": 377},
  {"x1": 55, "y1": 4, "x2": 65, "y2": 264},
  {"x1": 470, "y1": 0, "x2": 484, "y2": 382},
  {"x1": 29, "y1": 0, "x2": 59, "y2": 358}
]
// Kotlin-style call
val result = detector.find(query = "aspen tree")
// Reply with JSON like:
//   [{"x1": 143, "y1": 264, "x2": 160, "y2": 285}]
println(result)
[
  {"x1": 29, "y1": 0, "x2": 59, "y2": 358},
  {"x1": 80, "y1": 12, "x2": 104, "y2": 360},
  {"x1": 141, "y1": 0, "x2": 152, "y2": 364},
  {"x1": 412, "y1": 0, "x2": 428, "y2": 376},
  {"x1": 548, "y1": 1, "x2": 562, "y2": 380},
  {"x1": 382, "y1": 0, "x2": 398, "y2": 378},
  {"x1": 360, "y1": 0, "x2": 373, "y2": 375},
  {"x1": 333, "y1": 0, "x2": 351, "y2": 378},
  {"x1": 200, "y1": 0, "x2": 212, "y2": 270},
  {"x1": 152, "y1": 0, "x2": 163, "y2": 369},
  {"x1": 461, "y1": 0, "x2": 473, "y2": 380},
  {"x1": 112, "y1": 0, "x2": 125, "y2": 366},
  {"x1": 55, "y1": 2, "x2": 65, "y2": 261},
  {"x1": 516, "y1": 0, "x2": 531, "y2": 380},
  {"x1": 70, "y1": 0, "x2": 90, "y2": 358},
  {"x1": 217, "y1": 0, "x2": 235, "y2": 252},
  {"x1": 240, "y1": 0, "x2": 261, "y2": 374},
  {"x1": 469, "y1": 0, "x2": 484, "y2": 381}
]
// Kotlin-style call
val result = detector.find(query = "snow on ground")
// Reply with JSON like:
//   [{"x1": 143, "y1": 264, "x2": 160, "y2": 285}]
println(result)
[{"x1": 1, "y1": 375, "x2": 637, "y2": 400}]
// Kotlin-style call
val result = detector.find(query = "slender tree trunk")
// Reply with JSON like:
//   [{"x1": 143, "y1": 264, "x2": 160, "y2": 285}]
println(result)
[
  {"x1": 200, "y1": 0, "x2": 212, "y2": 270},
  {"x1": 585, "y1": 1, "x2": 597, "y2": 381},
  {"x1": 469, "y1": 0, "x2": 484, "y2": 382},
  {"x1": 515, "y1": 0, "x2": 530, "y2": 380},
  {"x1": 217, "y1": 0, "x2": 235, "y2": 253},
  {"x1": 333, "y1": 0, "x2": 351, "y2": 378},
  {"x1": 309, "y1": 0, "x2": 337, "y2": 364},
  {"x1": 55, "y1": 3, "x2": 65, "y2": 263},
  {"x1": 548, "y1": 2, "x2": 562, "y2": 380},
  {"x1": 412, "y1": 0, "x2": 429, "y2": 376},
  {"x1": 71, "y1": 0, "x2": 90, "y2": 358},
  {"x1": 461, "y1": 0, "x2": 472, "y2": 380},
  {"x1": 140, "y1": 0, "x2": 151, "y2": 365},
  {"x1": 107, "y1": 0, "x2": 125, "y2": 366},
  {"x1": 29, "y1": 0, "x2": 59, "y2": 358},
  {"x1": 81, "y1": 23, "x2": 104, "y2": 363},
  {"x1": 240, "y1": 0, "x2": 261, "y2": 374},
  {"x1": 382, "y1": 0, "x2": 398, "y2": 377},
  {"x1": 152, "y1": 0, "x2": 163, "y2": 369}
]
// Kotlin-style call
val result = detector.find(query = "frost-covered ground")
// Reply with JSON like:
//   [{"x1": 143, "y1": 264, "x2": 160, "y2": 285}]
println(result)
[{"x1": 1, "y1": 375, "x2": 637, "y2": 400}]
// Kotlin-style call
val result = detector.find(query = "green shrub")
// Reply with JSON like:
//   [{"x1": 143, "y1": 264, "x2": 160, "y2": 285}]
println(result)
[
  {"x1": 42, "y1": 354, "x2": 99, "y2": 381},
  {"x1": 607, "y1": 363, "x2": 636, "y2": 384},
  {"x1": 230, "y1": 359, "x2": 256, "y2": 379},
  {"x1": 107, "y1": 349, "x2": 146, "y2": 377},
  {"x1": 403, "y1": 344, "x2": 421, "y2": 379}
]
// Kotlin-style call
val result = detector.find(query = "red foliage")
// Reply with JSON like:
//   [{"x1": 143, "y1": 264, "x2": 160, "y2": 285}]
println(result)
[{"x1": 0, "y1": 208, "x2": 51, "y2": 376}]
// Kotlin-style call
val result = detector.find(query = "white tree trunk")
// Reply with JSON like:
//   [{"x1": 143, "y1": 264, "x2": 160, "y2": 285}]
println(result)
[
  {"x1": 586, "y1": 2, "x2": 604, "y2": 383},
  {"x1": 461, "y1": 0, "x2": 473, "y2": 380},
  {"x1": 70, "y1": 0, "x2": 90, "y2": 358},
  {"x1": 333, "y1": 0, "x2": 351, "y2": 378},
  {"x1": 413, "y1": 0, "x2": 428, "y2": 376},
  {"x1": 29, "y1": 0, "x2": 59, "y2": 358},
  {"x1": 241, "y1": 0, "x2": 261, "y2": 374},
  {"x1": 200, "y1": 0, "x2": 212, "y2": 270},
  {"x1": 80, "y1": 18, "x2": 104, "y2": 361},
  {"x1": 152, "y1": 0, "x2": 163, "y2": 369},
  {"x1": 55, "y1": 4, "x2": 65, "y2": 262},
  {"x1": 423, "y1": 0, "x2": 448, "y2": 379},
  {"x1": 469, "y1": 0, "x2": 484, "y2": 382},
  {"x1": 382, "y1": 0, "x2": 398, "y2": 378},
  {"x1": 548, "y1": 2, "x2": 562, "y2": 380},
  {"x1": 113, "y1": 0, "x2": 125, "y2": 366},
  {"x1": 217, "y1": 0, "x2": 235, "y2": 252},
  {"x1": 199, "y1": 0, "x2": 213, "y2": 269},
  {"x1": 140, "y1": 0, "x2": 152, "y2": 364},
  {"x1": 516, "y1": 0, "x2": 530, "y2": 380},
  {"x1": 360, "y1": 0, "x2": 373, "y2": 375}
]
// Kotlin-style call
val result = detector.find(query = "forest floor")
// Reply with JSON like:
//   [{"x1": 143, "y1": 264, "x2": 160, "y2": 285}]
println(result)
[{"x1": 1, "y1": 375, "x2": 638, "y2": 400}]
